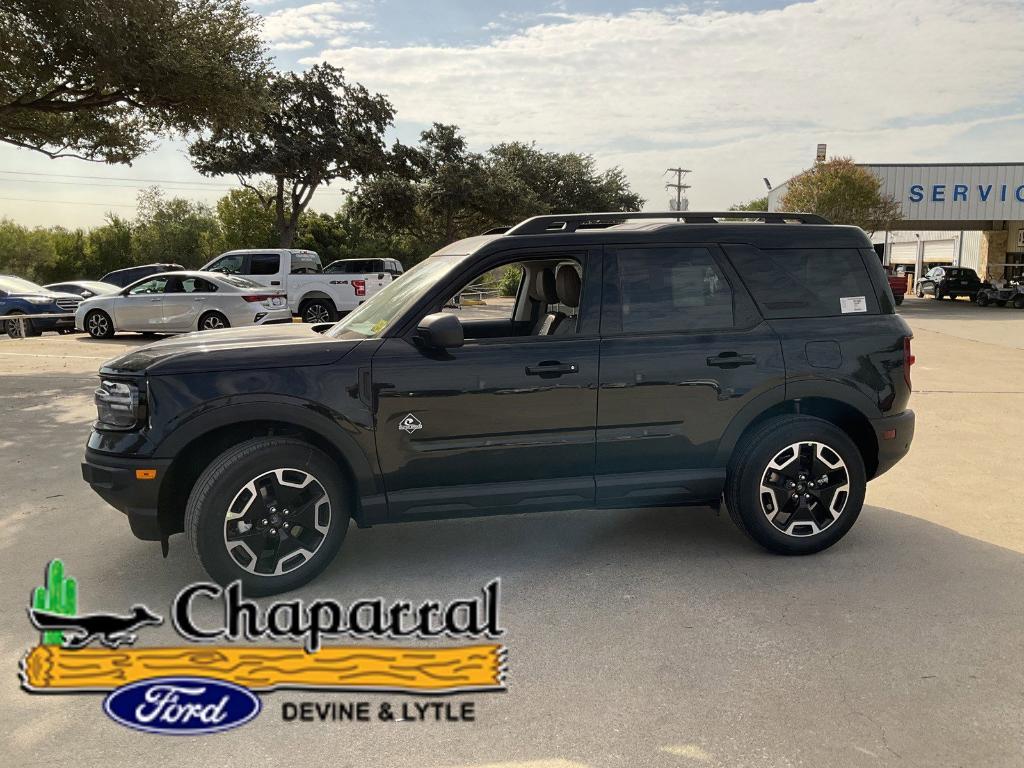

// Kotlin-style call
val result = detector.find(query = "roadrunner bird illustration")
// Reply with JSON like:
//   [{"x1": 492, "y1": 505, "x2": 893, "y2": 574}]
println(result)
[{"x1": 28, "y1": 605, "x2": 163, "y2": 649}]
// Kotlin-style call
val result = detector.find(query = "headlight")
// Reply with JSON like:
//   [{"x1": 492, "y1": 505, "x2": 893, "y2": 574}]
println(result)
[
  {"x1": 25, "y1": 296, "x2": 50, "y2": 305},
  {"x1": 94, "y1": 380, "x2": 144, "y2": 430}
]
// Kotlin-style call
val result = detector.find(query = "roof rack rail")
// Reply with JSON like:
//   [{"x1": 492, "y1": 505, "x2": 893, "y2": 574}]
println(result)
[{"x1": 504, "y1": 210, "x2": 830, "y2": 235}]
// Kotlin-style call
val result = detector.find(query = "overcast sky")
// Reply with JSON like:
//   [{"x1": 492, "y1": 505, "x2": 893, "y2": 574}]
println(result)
[{"x1": 3, "y1": 0, "x2": 1023, "y2": 229}]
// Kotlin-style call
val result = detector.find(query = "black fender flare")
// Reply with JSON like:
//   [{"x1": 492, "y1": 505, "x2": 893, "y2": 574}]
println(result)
[
  {"x1": 154, "y1": 399, "x2": 385, "y2": 519},
  {"x1": 714, "y1": 380, "x2": 880, "y2": 467}
]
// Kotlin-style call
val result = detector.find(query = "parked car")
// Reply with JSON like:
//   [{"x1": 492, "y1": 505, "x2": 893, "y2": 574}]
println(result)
[
  {"x1": 0, "y1": 275, "x2": 82, "y2": 338},
  {"x1": 201, "y1": 249, "x2": 390, "y2": 323},
  {"x1": 75, "y1": 271, "x2": 290, "y2": 338},
  {"x1": 43, "y1": 280, "x2": 120, "y2": 299},
  {"x1": 81, "y1": 210, "x2": 915, "y2": 595},
  {"x1": 976, "y1": 279, "x2": 1024, "y2": 308},
  {"x1": 883, "y1": 267, "x2": 906, "y2": 305},
  {"x1": 914, "y1": 266, "x2": 984, "y2": 301},
  {"x1": 100, "y1": 263, "x2": 185, "y2": 288},
  {"x1": 324, "y1": 257, "x2": 404, "y2": 278}
]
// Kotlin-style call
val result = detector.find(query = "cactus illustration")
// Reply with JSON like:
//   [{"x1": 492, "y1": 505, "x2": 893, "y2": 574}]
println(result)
[{"x1": 32, "y1": 560, "x2": 77, "y2": 645}]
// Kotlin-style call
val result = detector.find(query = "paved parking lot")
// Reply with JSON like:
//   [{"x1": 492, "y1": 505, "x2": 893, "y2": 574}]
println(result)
[{"x1": 2, "y1": 297, "x2": 1023, "y2": 767}]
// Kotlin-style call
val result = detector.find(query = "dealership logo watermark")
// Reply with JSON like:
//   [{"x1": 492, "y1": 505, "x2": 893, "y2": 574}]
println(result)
[{"x1": 21, "y1": 560, "x2": 506, "y2": 734}]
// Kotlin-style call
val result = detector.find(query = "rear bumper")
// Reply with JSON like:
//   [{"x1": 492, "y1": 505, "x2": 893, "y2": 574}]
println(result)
[
  {"x1": 82, "y1": 449, "x2": 172, "y2": 541},
  {"x1": 871, "y1": 409, "x2": 915, "y2": 478}
]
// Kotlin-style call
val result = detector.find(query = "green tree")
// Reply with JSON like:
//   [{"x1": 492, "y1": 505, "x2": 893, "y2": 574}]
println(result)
[
  {"x1": 729, "y1": 196, "x2": 768, "y2": 211},
  {"x1": 133, "y1": 186, "x2": 222, "y2": 266},
  {"x1": 191, "y1": 63, "x2": 394, "y2": 248},
  {"x1": 216, "y1": 185, "x2": 276, "y2": 251},
  {"x1": 779, "y1": 157, "x2": 902, "y2": 234},
  {"x1": 0, "y1": 0, "x2": 269, "y2": 163}
]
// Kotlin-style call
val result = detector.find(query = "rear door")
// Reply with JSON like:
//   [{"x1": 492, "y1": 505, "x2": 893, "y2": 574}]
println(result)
[{"x1": 596, "y1": 243, "x2": 785, "y2": 506}]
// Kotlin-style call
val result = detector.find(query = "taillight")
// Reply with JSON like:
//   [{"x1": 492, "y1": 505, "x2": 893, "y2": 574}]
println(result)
[
  {"x1": 903, "y1": 336, "x2": 915, "y2": 390},
  {"x1": 352, "y1": 279, "x2": 366, "y2": 297},
  {"x1": 242, "y1": 294, "x2": 274, "y2": 303}
]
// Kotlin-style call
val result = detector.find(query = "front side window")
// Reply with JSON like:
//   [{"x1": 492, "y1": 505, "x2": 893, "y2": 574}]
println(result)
[
  {"x1": 615, "y1": 247, "x2": 734, "y2": 333},
  {"x1": 127, "y1": 277, "x2": 168, "y2": 295},
  {"x1": 207, "y1": 254, "x2": 244, "y2": 274}
]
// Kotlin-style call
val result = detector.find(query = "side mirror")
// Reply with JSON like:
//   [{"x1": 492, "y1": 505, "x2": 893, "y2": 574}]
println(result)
[{"x1": 415, "y1": 313, "x2": 463, "y2": 350}]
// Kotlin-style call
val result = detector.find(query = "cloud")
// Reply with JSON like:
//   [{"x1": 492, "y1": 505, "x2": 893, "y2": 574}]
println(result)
[
  {"x1": 270, "y1": 39, "x2": 315, "y2": 51},
  {"x1": 262, "y1": 2, "x2": 371, "y2": 43},
  {"x1": 312, "y1": 0, "x2": 1024, "y2": 208}
]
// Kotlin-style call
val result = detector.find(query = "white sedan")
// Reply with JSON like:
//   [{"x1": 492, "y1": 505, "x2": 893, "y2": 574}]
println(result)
[{"x1": 76, "y1": 271, "x2": 291, "y2": 338}]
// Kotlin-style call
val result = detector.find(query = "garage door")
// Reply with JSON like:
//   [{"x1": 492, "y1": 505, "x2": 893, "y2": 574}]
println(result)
[
  {"x1": 890, "y1": 242, "x2": 917, "y2": 265},
  {"x1": 923, "y1": 239, "x2": 955, "y2": 263}
]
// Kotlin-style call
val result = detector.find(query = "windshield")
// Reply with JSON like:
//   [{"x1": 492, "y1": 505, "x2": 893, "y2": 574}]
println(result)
[
  {"x1": 327, "y1": 255, "x2": 462, "y2": 339},
  {"x1": 0, "y1": 276, "x2": 44, "y2": 293}
]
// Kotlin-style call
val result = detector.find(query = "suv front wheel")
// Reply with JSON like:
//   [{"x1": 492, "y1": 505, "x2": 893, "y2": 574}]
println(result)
[
  {"x1": 185, "y1": 436, "x2": 350, "y2": 595},
  {"x1": 725, "y1": 416, "x2": 866, "y2": 555}
]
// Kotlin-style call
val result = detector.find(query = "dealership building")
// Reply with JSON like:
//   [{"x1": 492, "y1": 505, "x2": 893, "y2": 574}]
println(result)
[{"x1": 767, "y1": 163, "x2": 1024, "y2": 282}]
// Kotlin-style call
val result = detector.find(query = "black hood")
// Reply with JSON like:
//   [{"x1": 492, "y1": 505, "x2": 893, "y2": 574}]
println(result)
[{"x1": 101, "y1": 323, "x2": 361, "y2": 376}]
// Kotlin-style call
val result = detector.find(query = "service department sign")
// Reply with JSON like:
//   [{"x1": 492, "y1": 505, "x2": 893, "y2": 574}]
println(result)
[{"x1": 864, "y1": 163, "x2": 1024, "y2": 221}]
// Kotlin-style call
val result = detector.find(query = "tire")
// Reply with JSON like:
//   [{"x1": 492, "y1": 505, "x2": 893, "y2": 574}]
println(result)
[
  {"x1": 198, "y1": 311, "x2": 230, "y2": 331},
  {"x1": 5, "y1": 311, "x2": 41, "y2": 338},
  {"x1": 300, "y1": 299, "x2": 337, "y2": 324},
  {"x1": 894, "y1": 295, "x2": 903, "y2": 306},
  {"x1": 185, "y1": 437, "x2": 350, "y2": 596},
  {"x1": 1013, "y1": 296, "x2": 1024, "y2": 310},
  {"x1": 977, "y1": 294, "x2": 989, "y2": 307},
  {"x1": 725, "y1": 415, "x2": 866, "y2": 556},
  {"x1": 85, "y1": 309, "x2": 115, "y2": 339}
]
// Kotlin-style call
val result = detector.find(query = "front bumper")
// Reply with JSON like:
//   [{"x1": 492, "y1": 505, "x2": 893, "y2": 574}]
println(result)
[
  {"x1": 82, "y1": 449, "x2": 172, "y2": 541},
  {"x1": 9, "y1": 313, "x2": 76, "y2": 332},
  {"x1": 871, "y1": 409, "x2": 915, "y2": 478}
]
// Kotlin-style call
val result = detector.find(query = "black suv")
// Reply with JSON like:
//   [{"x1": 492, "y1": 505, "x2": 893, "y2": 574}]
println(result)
[
  {"x1": 914, "y1": 266, "x2": 983, "y2": 301},
  {"x1": 82, "y1": 212, "x2": 915, "y2": 595}
]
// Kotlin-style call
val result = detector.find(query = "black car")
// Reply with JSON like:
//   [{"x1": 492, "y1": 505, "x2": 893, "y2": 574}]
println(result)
[
  {"x1": 914, "y1": 266, "x2": 983, "y2": 301},
  {"x1": 81, "y1": 211, "x2": 915, "y2": 595},
  {"x1": 43, "y1": 280, "x2": 120, "y2": 299},
  {"x1": 100, "y1": 263, "x2": 185, "y2": 288}
]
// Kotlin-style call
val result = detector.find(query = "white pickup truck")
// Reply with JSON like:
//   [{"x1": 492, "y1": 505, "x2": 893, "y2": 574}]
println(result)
[{"x1": 201, "y1": 249, "x2": 392, "y2": 323}]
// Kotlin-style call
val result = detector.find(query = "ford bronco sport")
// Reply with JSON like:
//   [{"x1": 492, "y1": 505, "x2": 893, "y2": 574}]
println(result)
[{"x1": 82, "y1": 211, "x2": 915, "y2": 595}]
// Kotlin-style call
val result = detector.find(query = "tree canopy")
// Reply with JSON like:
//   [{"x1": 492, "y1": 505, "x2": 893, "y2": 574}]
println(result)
[
  {"x1": 729, "y1": 196, "x2": 768, "y2": 211},
  {"x1": 779, "y1": 157, "x2": 902, "y2": 233},
  {"x1": 190, "y1": 63, "x2": 394, "y2": 247},
  {"x1": 0, "y1": 0, "x2": 270, "y2": 163},
  {"x1": 356, "y1": 124, "x2": 644, "y2": 256}
]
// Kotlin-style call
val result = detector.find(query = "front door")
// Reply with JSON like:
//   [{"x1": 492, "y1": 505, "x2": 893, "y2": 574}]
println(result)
[
  {"x1": 371, "y1": 251, "x2": 601, "y2": 519},
  {"x1": 115, "y1": 276, "x2": 168, "y2": 331},
  {"x1": 596, "y1": 243, "x2": 786, "y2": 506}
]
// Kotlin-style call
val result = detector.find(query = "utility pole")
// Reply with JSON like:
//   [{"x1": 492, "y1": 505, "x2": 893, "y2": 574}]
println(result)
[{"x1": 664, "y1": 167, "x2": 691, "y2": 211}]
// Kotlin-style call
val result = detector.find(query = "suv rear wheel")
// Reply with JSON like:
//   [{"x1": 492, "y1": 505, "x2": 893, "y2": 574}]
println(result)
[
  {"x1": 725, "y1": 416, "x2": 866, "y2": 555},
  {"x1": 185, "y1": 437, "x2": 350, "y2": 595}
]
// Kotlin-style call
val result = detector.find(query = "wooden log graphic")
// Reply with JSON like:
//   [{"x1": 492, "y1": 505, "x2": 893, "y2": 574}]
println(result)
[{"x1": 21, "y1": 644, "x2": 506, "y2": 693}]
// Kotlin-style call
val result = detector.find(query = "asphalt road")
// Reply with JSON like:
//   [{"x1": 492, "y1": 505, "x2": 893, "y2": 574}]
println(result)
[{"x1": 1, "y1": 297, "x2": 1022, "y2": 767}]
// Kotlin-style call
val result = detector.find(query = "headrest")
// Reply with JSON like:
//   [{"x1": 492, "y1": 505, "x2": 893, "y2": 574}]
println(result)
[
  {"x1": 535, "y1": 268, "x2": 559, "y2": 304},
  {"x1": 555, "y1": 264, "x2": 581, "y2": 308}
]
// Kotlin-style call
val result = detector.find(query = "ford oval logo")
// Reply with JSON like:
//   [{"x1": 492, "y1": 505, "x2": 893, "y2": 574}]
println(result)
[{"x1": 103, "y1": 676, "x2": 260, "y2": 735}]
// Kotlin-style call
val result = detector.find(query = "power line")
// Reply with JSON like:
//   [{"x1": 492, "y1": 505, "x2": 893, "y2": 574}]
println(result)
[{"x1": 0, "y1": 195, "x2": 137, "y2": 208}]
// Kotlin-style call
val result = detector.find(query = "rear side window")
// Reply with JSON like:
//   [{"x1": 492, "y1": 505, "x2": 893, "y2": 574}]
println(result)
[
  {"x1": 247, "y1": 254, "x2": 281, "y2": 275},
  {"x1": 728, "y1": 248, "x2": 879, "y2": 318},
  {"x1": 615, "y1": 247, "x2": 734, "y2": 333}
]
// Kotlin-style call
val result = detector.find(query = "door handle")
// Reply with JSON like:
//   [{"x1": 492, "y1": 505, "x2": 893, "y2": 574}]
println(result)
[
  {"x1": 526, "y1": 361, "x2": 578, "y2": 377},
  {"x1": 270, "y1": 280, "x2": 281, "y2": 286},
  {"x1": 706, "y1": 352, "x2": 756, "y2": 368}
]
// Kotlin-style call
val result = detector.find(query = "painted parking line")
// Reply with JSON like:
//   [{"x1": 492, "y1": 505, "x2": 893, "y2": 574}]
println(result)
[{"x1": 0, "y1": 351, "x2": 112, "y2": 360}]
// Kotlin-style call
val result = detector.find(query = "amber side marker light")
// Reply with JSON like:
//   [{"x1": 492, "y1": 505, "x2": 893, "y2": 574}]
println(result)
[
  {"x1": 882, "y1": 429, "x2": 897, "y2": 440},
  {"x1": 135, "y1": 469, "x2": 157, "y2": 480}
]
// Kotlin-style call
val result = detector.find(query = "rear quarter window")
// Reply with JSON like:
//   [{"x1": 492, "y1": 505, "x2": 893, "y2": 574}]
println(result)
[{"x1": 728, "y1": 248, "x2": 880, "y2": 318}]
